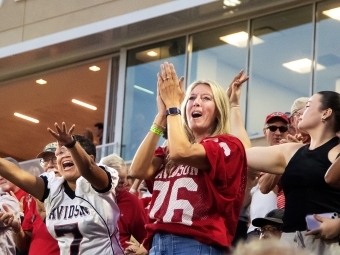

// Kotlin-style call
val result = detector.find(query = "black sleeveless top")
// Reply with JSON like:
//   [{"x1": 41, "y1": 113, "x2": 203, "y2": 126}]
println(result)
[{"x1": 281, "y1": 137, "x2": 340, "y2": 232}]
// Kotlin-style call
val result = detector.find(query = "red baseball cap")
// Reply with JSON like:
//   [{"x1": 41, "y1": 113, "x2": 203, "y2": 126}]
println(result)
[{"x1": 265, "y1": 112, "x2": 289, "y2": 124}]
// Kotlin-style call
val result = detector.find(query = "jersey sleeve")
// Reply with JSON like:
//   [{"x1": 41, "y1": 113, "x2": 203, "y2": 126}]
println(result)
[
  {"x1": 201, "y1": 135, "x2": 247, "y2": 209},
  {"x1": 100, "y1": 165, "x2": 119, "y2": 192}
]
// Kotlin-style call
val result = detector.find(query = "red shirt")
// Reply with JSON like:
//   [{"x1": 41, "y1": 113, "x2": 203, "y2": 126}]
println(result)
[
  {"x1": 116, "y1": 189, "x2": 148, "y2": 249},
  {"x1": 14, "y1": 189, "x2": 30, "y2": 215},
  {"x1": 22, "y1": 200, "x2": 59, "y2": 255},
  {"x1": 144, "y1": 135, "x2": 247, "y2": 249}
]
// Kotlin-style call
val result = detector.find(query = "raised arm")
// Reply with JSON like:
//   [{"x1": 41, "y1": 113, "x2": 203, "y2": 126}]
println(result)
[
  {"x1": 158, "y1": 62, "x2": 212, "y2": 170},
  {"x1": 48, "y1": 122, "x2": 109, "y2": 190},
  {"x1": 226, "y1": 70, "x2": 251, "y2": 149},
  {"x1": 0, "y1": 160, "x2": 45, "y2": 200},
  {"x1": 246, "y1": 143, "x2": 302, "y2": 175},
  {"x1": 129, "y1": 75, "x2": 169, "y2": 180}
]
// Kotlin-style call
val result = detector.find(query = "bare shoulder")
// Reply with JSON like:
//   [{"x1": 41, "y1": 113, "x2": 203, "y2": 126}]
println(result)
[{"x1": 329, "y1": 143, "x2": 340, "y2": 162}]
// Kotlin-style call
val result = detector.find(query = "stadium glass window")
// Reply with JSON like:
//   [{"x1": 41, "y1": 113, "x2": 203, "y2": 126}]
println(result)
[{"x1": 122, "y1": 38, "x2": 186, "y2": 160}]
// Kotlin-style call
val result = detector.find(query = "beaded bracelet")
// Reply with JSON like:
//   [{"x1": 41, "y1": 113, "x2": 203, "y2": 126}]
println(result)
[
  {"x1": 150, "y1": 125, "x2": 163, "y2": 136},
  {"x1": 153, "y1": 122, "x2": 166, "y2": 130}
]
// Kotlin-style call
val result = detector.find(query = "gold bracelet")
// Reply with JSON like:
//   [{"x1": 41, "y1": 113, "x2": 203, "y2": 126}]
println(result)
[
  {"x1": 153, "y1": 122, "x2": 166, "y2": 130},
  {"x1": 231, "y1": 105, "x2": 240, "y2": 108}
]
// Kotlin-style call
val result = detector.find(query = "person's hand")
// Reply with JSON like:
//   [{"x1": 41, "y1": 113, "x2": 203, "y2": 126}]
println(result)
[
  {"x1": 279, "y1": 134, "x2": 303, "y2": 144},
  {"x1": 156, "y1": 75, "x2": 185, "y2": 115},
  {"x1": 305, "y1": 215, "x2": 340, "y2": 239},
  {"x1": 156, "y1": 80, "x2": 166, "y2": 118},
  {"x1": 226, "y1": 70, "x2": 249, "y2": 106},
  {"x1": 47, "y1": 122, "x2": 75, "y2": 146},
  {"x1": 0, "y1": 204, "x2": 21, "y2": 232},
  {"x1": 158, "y1": 62, "x2": 185, "y2": 108},
  {"x1": 124, "y1": 241, "x2": 148, "y2": 255}
]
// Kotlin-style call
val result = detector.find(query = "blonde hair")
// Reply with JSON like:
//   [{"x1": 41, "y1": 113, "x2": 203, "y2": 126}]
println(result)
[
  {"x1": 99, "y1": 153, "x2": 126, "y2": 174},
  {"x1": 181, "y1": 80, "x2": 231, "y2": 142}
]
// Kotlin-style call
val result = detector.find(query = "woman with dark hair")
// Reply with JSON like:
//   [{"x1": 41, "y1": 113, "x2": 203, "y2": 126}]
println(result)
[
  {"x1": 129, "y1": 62, "x2": 247, "y2": 254},
  {"x1": 229, "y1": 84, "x2": 340, "y2": 255},
  {"x1": 0, "y1": 123, "x2": 123, "y2": 255}
]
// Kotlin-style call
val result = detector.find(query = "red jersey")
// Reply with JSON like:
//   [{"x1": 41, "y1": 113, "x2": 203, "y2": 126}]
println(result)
[{"x1": 144, "y1": 134, "x2": 247, "y2": 249}]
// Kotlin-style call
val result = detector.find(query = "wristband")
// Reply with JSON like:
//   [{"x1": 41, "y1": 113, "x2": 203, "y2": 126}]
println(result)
[
  {"x1": 65, "y1": 138, "x2": 76, "y2": 148},
  {"x1": 150, "y1": 125, "x2": 163, "y2": 136},
  {"x1": 129, "y1": 188, "x2": 137, "y2": 194}
]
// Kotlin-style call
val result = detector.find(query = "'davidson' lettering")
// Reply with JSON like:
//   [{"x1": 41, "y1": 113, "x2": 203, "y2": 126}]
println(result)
[
  {"x1": 155, "y1": 165, "x2": 198, "y2": 179},
  {"x1": 48, "y1": 205, "x2": 90, "y2": 220}
]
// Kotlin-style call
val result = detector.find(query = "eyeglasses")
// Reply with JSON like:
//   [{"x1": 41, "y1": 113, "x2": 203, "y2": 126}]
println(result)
[
  {"x1": 266, "y1": 125, "x2": 288, "y2": 133},
  {"x1": 40, "y1": 157, "x2": 57, "y2": 165},
  {"x1": 255, "y1": 226, "x2": 281, "y2": 235}
]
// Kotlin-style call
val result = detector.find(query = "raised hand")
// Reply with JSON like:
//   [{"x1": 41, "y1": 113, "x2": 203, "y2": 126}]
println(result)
[
  {"x1": 158, "y1": 62, "x2": 185, "y2": 108},
  {"x1": 226, "y1": 70, "x2": 249, "y2": 106},
  {"x1": 0, "y1": 204, "x2": 21, "y2": 231},
  {"x1": 47, "y1": 122, "x2": 75, "y2": 146},
  {"x1": 279, "y1": 134, "x2": 304, "y2": 144}
]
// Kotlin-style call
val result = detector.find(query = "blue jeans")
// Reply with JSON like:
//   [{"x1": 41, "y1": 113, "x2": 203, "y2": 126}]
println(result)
[{"x1": 149, "y1": 233, "x2": 228, "y2": 255}]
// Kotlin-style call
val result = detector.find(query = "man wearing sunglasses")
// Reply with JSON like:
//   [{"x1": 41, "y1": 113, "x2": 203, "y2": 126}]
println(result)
[
  {"x1": 246, "y1": 112, "x2": 289, "y2": 241},
  {"x1": 263, "y1": 112, "x2": 289, "y2": 146}
]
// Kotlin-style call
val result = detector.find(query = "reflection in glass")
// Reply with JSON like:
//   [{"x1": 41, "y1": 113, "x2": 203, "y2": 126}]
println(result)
[
  {"x1": 248, "y1": 6, "x2": 313, "y2": 138},
  {"x1": 315, "y1": 0, "x2": 340, "y2": 94},
  {"x1": 122, "y1": 38, "x2": 186, "y2": 160}
]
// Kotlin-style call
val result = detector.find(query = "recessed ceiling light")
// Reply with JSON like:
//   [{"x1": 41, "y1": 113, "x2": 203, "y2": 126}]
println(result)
[
  {"x1": 36, "y1": 79, "x2": 47, "y2": 85},
  {"x1": 147, "y1": 51, "x2": 158, "y2": 57},
  {"x1": 223, "y1": 0, "x2": 241, "y2": 7},
  {"x1": 219, "y1": 31, "x2": 264, "y2": 48},
  {"x1": 282, "y1": 58, "x2": 326, "y2": 74},
  {"x1": 134, "y1": 85, "x2": 154, "y2": 94},
  {"x1": 323, "y1": 7, "x2": 340, "y2": 21},
  {"x1": 71, "y1": 99, "x2": 97, "y2": 110},
  {"x1": 14, "y1": 112, "x2": 39, "y2": 123},
  {"x1": 89, "y1": 66, "x2": 100, "y2": 71}
]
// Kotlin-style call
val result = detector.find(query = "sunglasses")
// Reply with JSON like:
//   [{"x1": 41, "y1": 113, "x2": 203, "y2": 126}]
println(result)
[{"x1": 266, "y1": 125, "x2": 288, "y2": 133}]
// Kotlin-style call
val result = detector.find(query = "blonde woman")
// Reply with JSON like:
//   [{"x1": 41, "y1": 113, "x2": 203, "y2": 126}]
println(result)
[{"x1": 130, "y1": 62, "x2": 247, "y2": 255}]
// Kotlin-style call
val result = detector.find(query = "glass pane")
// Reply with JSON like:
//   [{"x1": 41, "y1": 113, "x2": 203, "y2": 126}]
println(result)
[
  {"x1": 122, "y1": 38, "x2": 186, "y2": 160},
  {"x1": 188, "y1": 22, "x2": 248, "y2": 122},
  {"x1": 315, "y1": 0, "x2": 340, "y2": 93},
  {"x1": 248, "y1": 6, "x2": 313, "y2": 138}
]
